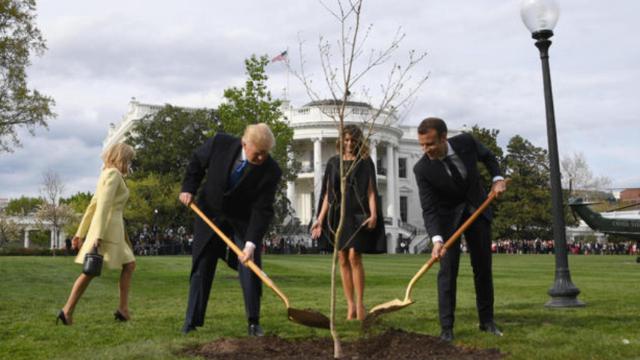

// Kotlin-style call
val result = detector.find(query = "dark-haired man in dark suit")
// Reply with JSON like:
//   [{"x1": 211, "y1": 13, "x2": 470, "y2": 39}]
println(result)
[
  {"x1": 179, "y1": 123, "x2": 282, "y2": 336},
  {"x1": 413, "y1": 117, "x2": 506, "y2": 342}
]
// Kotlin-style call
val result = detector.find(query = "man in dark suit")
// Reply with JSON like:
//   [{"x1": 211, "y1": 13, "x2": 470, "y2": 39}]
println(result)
[
  {"x1": 413, "y1": 117, "x2": 506, "y2": 342},
  {"x1": 179, "y1": 123, "x2": 282, "y2": 336}
]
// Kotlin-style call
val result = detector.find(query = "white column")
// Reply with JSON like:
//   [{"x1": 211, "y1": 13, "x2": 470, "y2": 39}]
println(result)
[
  {"x1": 393, "y1": 147, "x2": 400, "y2": 226},
  {"x1": 286, "y1": 145, "x2": 297, "y2": 217},
  {"x1": 313, "y1": 138, "x2": 323, "y2": 215},
  {"x1": 386, "y1": 144, "x2": 398, "y2": 253},
  {"x1": 50, "y1": 228, "x2": 55, "y2": 249},
  {"x1": 60, "y1": 230, "x2": 66, "y2": 248},
  {"x1": 370, "y1": 140, "x2": 378, "y2": 172},
  {"x1": 24, "y1": 229, "x2": 30, "y2": 248},
  {"x1": 386, "y1": 143, "x2": 396, "y2": 226},
  {"x1": 287, "y1": 181, "x2": 296, "y2": 212}
]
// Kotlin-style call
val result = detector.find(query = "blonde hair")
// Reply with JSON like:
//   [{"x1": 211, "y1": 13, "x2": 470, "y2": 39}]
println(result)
[
  {"x1": 242, "y1": 123, "x2": 275, "y2": 151},
  {"x1": 102, "y1": 143, "x2": 135, "y2": 175}
]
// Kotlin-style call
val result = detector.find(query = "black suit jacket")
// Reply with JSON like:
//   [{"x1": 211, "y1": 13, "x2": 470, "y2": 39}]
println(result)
[
  {"x1": 413, "y1": 133, "x2": 501, "y2": 239},
  {"x1": 182, "y1": 133, "x2": 282, "y2": 265}
]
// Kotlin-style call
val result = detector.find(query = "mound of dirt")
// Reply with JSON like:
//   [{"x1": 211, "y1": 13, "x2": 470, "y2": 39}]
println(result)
[{"x1": 183, "y1": 329, "x2": 503, "y2": 359}]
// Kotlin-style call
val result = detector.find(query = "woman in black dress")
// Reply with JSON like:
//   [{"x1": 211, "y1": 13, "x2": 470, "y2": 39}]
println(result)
[{"x1": 311, "y1": 125, "x2": 386, "y2": 320}]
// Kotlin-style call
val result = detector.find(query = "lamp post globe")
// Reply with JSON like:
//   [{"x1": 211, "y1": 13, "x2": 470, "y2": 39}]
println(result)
[
  {"x1": 521, "y1": 0, "x2": 559, "y2": 35},
  {"x1": 520, "y1": 0, "x2": 585, "y2": 308}
]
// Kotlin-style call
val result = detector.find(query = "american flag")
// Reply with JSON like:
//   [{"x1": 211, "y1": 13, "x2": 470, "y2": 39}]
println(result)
[{"x1": 271, "y1": 50, "x2": 288, "y2": 63}]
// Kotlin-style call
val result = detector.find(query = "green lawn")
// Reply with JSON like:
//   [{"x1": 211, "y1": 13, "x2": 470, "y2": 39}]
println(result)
[{"x1": 0, "y1": 254, "x2": 638, "y2": 359}]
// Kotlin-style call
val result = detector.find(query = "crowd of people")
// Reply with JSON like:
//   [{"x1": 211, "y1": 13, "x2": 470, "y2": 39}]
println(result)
[
  {"x1": 131, "y1": 224, "x2": 193, "y2": 256},
  {"x1": 121, "y1": 232, "x2": 640, "y2": 257},
  {"x1": 262, "y1": 236, "x2": 313, "y2": 254},
  {"x1": 490, "y1": 239, "x2": 638, "y2": 255}
]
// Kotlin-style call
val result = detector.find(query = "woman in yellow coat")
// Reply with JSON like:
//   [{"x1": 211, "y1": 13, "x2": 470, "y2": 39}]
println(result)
[{"x1": 57, "y1": 143, "x2": 136, "y2": 325}]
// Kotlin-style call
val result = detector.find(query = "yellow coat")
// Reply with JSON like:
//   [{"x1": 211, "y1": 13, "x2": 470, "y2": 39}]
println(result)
[{"x1": 74, "y1": 168, "x2": 135, "y2": 269}]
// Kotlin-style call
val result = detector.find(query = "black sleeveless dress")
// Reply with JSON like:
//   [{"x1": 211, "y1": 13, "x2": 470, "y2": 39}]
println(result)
[{"x1": 316, "y1": 155, "x2": 386, "y2": 254}]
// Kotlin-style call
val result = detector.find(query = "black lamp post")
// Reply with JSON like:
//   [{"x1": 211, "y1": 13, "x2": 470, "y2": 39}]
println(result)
[
  {"x1": 521, "y1": 0, "x2": 585, "y2": 307},
  {"x1": 153, "y1": 208, "x2": 159, "y2": 241}
]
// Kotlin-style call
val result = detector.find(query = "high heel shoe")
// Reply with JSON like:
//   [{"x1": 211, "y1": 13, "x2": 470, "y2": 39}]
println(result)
[
  {"x1": 114, "y1": 310, "x2": 129, "y2": 322},
  {"x1": 56, "y1": 310, "x2": 69, "y2": 325}
]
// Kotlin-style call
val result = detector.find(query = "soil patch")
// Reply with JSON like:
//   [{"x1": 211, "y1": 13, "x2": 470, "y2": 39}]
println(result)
[{"x1": 182, "y1": 328, "x2": 503, "y2": 359}]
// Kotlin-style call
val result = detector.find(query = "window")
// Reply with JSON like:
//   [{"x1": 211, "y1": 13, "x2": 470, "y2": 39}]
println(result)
[
  {"x1": 398, "y1": 158, "x2": 407, "y2": 178},
  {"x1": 400, "y1": 196, "x2": 408, "y2": 223}
]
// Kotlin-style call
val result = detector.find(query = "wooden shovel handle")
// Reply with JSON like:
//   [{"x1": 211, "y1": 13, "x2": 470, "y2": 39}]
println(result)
[
  {"x1": 189, "y1": 203, "x2": 290, "y2": 308},
  {"x1": 404, "y1": 191, "x2": 499, "y2": 300}
]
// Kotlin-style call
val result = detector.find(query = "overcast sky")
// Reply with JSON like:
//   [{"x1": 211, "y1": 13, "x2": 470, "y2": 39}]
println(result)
[{"x1": 1, "y1": 0, "x2": 638, "y2": 200}]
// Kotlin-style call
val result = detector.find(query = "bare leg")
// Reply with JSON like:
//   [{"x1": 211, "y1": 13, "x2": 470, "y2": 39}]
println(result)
[
  {"x1": 349, "y1": 249, "x2": 366, "y2": 320},
  {"x1": 62, "y1": 273, "x2": 95, "y2": 324},
  {"x1": 117, "y1": 261, "x2": 136, "y2": 319},
  {"x1": 338, "y1": 250, "x2": 356, "y2": 320}
]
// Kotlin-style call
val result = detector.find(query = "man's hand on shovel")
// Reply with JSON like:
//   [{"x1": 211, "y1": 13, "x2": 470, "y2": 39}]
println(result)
[
  {"x1": 179, "y1": 192, "x2": 193, "y2": 206},
  {"x1": 431, "y1": 242, "x2": 446, "y2": 260},
  {"x1": 239, "y1": 242, "x2": 255, "y2": 264},
  {"x1": 491, "y1": 179, "x2": 507, "y2": 197}
]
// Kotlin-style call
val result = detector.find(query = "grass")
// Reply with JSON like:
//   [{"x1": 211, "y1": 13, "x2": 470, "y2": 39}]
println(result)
[{"x1": 0, "y1": 254, "x2": 638, "y2": 359}]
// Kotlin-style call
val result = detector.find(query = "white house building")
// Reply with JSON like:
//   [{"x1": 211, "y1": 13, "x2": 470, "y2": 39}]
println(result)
[{"x1": 104, "y1": 99, "x2": 467, "y2": 253}]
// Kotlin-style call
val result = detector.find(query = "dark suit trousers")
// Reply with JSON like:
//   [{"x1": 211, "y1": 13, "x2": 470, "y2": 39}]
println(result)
[
  {"x1": 437, "y1": 214, "x2": 494, "y2": 329},
  {"x1": 183, "y1": 234, "x2": 262, "y2": 330}
]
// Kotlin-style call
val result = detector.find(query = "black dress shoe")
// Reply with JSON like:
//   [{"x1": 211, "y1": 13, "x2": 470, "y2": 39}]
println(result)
[
  {"x1": 182, "y1": 325, "x2": 197, "y2": 335},
  {"x1": 56, "y1": 310, "x2": 70, "y2": 326},
  {"x1": 114, "y1": 310, "x2": 128, "y2": 322},
  {"x1": 248, "y1": 323, "x2": 264, "y2": 337},
  {"x1": 439, "y1": 328, "x2": 454, "y2": 342},
  {"x1": 479, "y1": 322, "x2": 503, "y2": 337}
]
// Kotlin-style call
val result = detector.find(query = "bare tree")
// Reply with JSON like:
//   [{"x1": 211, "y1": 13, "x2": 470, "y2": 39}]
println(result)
[
  {"x1": 35, "y1": 170, "x2": 75, "y2": 253},
  {"x1": 291, "y1": 1, "x2": 429, "y2": 357},
  {"x1": 561, "y1": 152, "x2": 612, "y2": 196}
]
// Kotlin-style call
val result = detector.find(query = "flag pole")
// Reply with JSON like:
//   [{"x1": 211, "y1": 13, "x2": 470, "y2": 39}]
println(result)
[{"x1": 285, "y1": 47, "x2": 290, "y2": 100}]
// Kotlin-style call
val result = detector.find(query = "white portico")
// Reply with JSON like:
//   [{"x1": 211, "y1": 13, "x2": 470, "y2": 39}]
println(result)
[
  {"x1": 282, "y1": 100, "x2": 462, "y2": 253},
  {"x1": 7, "y1": 215, "x2": 67, "y2": 249}
]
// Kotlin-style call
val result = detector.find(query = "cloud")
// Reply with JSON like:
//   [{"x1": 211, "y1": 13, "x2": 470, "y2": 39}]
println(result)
[
  {"x1": 1, "y1": 0, "x2": 638, "y2": 202},
  {"x1": 0, "y1": 129, "x2": 103, "y2": 198}
]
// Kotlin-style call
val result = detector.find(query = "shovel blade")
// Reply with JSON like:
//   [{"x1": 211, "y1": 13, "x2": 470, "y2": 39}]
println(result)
[
  {"x1": 288, "y1": 308, "x2": 330, "y2": 329},
  {"x1": 368, "y1": 298, "x2": 415, "y2": 318}
]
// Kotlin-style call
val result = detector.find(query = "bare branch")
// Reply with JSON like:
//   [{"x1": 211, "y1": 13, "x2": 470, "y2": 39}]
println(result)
[{"x1": 291, "y1": 2, "x2": 430, "y2": 356}]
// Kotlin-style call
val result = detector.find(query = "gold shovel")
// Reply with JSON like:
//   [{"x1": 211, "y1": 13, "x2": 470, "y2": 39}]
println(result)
[
  {"x1": 189, "y1": 203, "x2": 330, "y2": 329},
  {"x1": 367, "y1": 191, "x2": 499, "y2": 318}
]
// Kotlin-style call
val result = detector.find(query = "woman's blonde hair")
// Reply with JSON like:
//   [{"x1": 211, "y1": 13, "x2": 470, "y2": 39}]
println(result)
[
  {"x1": 242, "y1": 123, "x2": 275, "y2": 151},
  {"x1": 102, "y1": 143, "x2": 135, "y2": 175}
]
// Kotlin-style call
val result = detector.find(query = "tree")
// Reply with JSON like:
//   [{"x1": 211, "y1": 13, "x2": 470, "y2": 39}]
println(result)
[
  {"x1": 35, "y1": 170, "x2": 74, "y2": 251},
  {"x1": 0, "y1": 0, "x2": 56, "y2": 152},
  {"x1": 292, "y1": 1, "x2": 429, "y2": 356},
  {"x1": 124, "y1": 173, "x2": 181, "y2": 236},
  {"x1": 494, "y1": 135, "x2": 553, "y2": 240},
  {"x1": 0, "y1": 211, "x2": 20, "y2": 247},
  {"x1": 217, "y1": 54, "x2": 298, "y2": 234},
  {"x1": 60, "y1": 191, "x2": 93, "y2": 237},
  {"x1": 127, "y1": 105, "x2": 218, "y2": 181},
  {"x1": 4, "y1": 195, "x2": 42, "y2": 215},
  {"x1": 470, "y1": 125, "x2": 505, "y2": 190},
  {"x1": 125, "y1": 105, "x2": 218, "y2": 232},
  {"x1": 561, "y1": 152, "x2": 612, "y2": 198}
]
